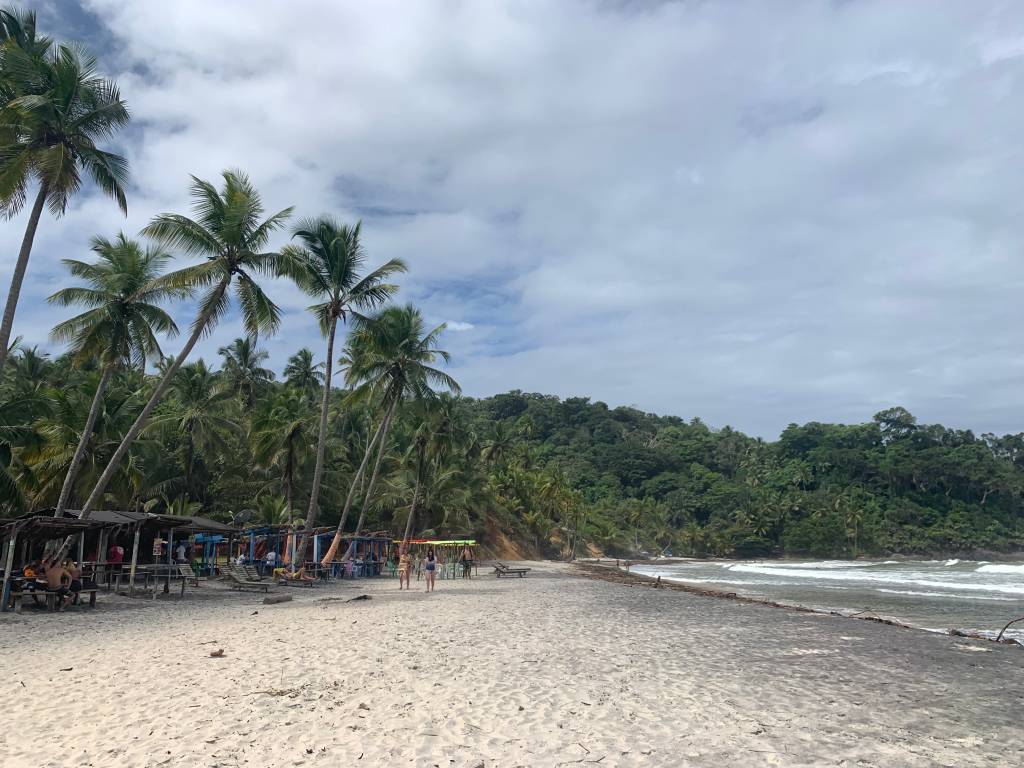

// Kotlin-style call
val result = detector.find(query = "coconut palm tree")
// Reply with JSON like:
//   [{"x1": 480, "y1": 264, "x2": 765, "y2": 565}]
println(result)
[
  {"x1": 31, "y1": 371, "x2": 145, "y2": 510},
  {"x1": 482, "y1": 421, "x2": 515, "y2": 467},
  {"x1": 74, "y1": 169, "x2": 292, "y2": 523},
  {"x1": 0, "y1": 395, "x2": 33, "y2": 511},
  {"x1": 251, "y1": 388, "x2": 313, "y2": 528},
  {"x1": 46, "y1": 233, "x2": 181, "y2": 517},
  {"x1": 320, "y1": 305, "x2": 459, "y2": 563},
  {"x1": 218, "y1": 336, "x2": 274, "y2": 409},
  {"x1": 283, "y1": 347, "x2": 324, "y2": 394},
  {"x1": 146, "y1": 360, "x2": 239, "y2": 511},
  {"x1": 280, "y1": 217, "x2": 405, "y2": 549},
  {"x1": 0, "y1": 39, "x2": 130, "y2": 374}
]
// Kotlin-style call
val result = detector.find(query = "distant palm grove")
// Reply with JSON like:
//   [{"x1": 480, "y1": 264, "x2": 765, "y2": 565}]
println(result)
[{"x1": 2, "y1": 8, "x2": 1023, "y2": 559}]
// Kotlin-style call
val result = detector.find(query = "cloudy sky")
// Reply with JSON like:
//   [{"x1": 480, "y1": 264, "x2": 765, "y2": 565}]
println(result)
[{"x1": 5, "y1": 1, "x2": 1024, "y2": 438}]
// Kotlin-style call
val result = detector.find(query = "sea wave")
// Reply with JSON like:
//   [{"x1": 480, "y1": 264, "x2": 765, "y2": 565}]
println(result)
[
  {"x1": 719, "y1": 560, "x2": 898, "y2": 571},
  {"x1": 975, "y1": 564, "x2": 1024, "y2": 574},
  {"x1": 725, "y1": 564, "x2": 1024, "y2": 595},
  {"x1": 944, "y1": 559, "x2": 960, "y2": 566}
]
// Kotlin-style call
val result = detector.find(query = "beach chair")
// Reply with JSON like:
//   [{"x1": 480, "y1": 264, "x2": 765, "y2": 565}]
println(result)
[
  {"x1": 242, "y1": 564, "x2": 263, "y2": 581},
  {"x1": 493, "y1": 562, "x2": 530, "y2": 578},
  {"x1": 226, "y1": 566, "x2": 271, "y2": 593},
  {"x1": 178, "y1": 563, "x2": 202, "y2": 587},
  {"x1": 277, "y1": 572, "x2": 316, "y2": 588}
]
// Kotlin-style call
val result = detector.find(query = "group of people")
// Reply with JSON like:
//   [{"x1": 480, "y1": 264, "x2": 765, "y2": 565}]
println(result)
[
  {"x1": 396, "y1": 544, "x2": 474, "y2": 593},
  {"x1": 19, "y1": 555, "x2": 90, "y2": 610}
]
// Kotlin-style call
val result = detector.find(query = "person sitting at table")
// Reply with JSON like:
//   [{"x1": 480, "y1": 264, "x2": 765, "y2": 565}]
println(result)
[
  {"x1": 63, "y1": 558, "x2": 84, "y2": 603},
  {"x1": 42, "y1": 556, "x2": 72, "y2": 610},
  {"x1": 20, "y1": 561, "x2": 44, "y2": 605},
  {"x1": 108, "y1": 541, "x2": 124, "y2": 565}
]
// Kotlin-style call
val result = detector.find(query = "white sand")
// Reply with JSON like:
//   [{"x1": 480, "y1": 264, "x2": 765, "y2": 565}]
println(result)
[{"x1": 1, "y1": 562, "x2": 1021, "y2": 767}]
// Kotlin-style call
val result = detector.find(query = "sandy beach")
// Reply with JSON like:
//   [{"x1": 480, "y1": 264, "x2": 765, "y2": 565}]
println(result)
[{"x1": 1, "y1": 562, "x2": 1022, "y2": 768}]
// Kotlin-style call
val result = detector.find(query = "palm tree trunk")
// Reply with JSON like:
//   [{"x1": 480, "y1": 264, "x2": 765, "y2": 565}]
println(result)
[
  {"x1": 0, "y1": 182, "x2": 49, "y2": 375},
  {"x1": 298, "y1": 316, "x2": 336, "y2": 554},
  {"x1": 403, "y1": 473, "x2": 421, "y2": 545},
  {"x1": 182, "y1": 437, "x2": 193, "y2": 512},
  {"x1": 76, "y1": 279, "x2": 231, "y2": 523},
  {"x1": 318, "y1": 408, "x2": 390, "y2": 565},
  {"x1": 343, "y1": 398, "x2": 398, "y2": 561},
  {"x1": 53, "y1": 364, "x2": 114, "y2": 518}
]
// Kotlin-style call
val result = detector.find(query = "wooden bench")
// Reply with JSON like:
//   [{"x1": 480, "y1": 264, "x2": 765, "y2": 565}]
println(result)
[
  {"x1": 493, "y1": 562, "x2": 531, "y2": 578},
  {"x1": 10, "y1": 588, "x2": 98, "y2": 613}
]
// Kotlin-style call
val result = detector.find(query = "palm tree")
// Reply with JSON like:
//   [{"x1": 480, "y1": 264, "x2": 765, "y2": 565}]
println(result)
[
  {"x1": 46, "y1": 233, "x2": 180, "y2": 517},
  {"x1": 0, "y1": 38, "x2": 130, "y2": 374},
  {"x1": 482, "y1": 421, "x2": 515, "y2": 467},
  {"x1": 400, "y1": 394, "x2": 468, "y2": 542},
  {"x1": 280, "y1": 217, "x2": 405, "y2": 550},
  {"x1": 252, "y1": 388, "x2": 313, "y2": 528},
  {"x1": 283, "y1": 348, "x2": 324, "y2": 394},
  {"x1": 218, "y1": 336, "x2": 274, "y2": 408},
  {"x1": 0, "y1": 395, "x2": 33, "y2": 511},
  {"x1": 31, "y1": 372, "x2": 144, "y2": 510},
  {"x1": 320, "y1": 305, "x2": 459, "y2": 563},
  {"x1": 147, "y1": 360, "x2": 238, "y2": 510},
  {"x1": 74, "y1": 169, "x2": 292, "y2": 523}
]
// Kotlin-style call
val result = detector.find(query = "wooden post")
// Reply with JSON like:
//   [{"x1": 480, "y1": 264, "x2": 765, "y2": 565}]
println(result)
[
  {"x1": 127, "y1": 526, "x2": 141, "y2": 597},
  {"x1": 166, "y1": 528, "x2": 174, "y2": 594},
  {"x1": 77, "y1": 531, "x2": 85, "y2": 564},
  {"x1": 96, "y1": 528, "x2": 108, "y2": 587},
  {"x1": 313, "y1": 533, "x2": 320, "y2": 565},
  {"x1": 1, "y1": 527, "x2": 17, "y2": 613}
]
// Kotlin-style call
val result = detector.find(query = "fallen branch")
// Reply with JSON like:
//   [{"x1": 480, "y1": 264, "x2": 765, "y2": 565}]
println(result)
[{"x1": 996, "y1": 616, "x2": 1024, "y2": 643}]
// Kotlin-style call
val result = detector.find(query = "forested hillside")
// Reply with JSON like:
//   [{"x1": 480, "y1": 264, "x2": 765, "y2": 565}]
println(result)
[{"x1": 459, "y1": 393, "x2": 1024, "y2": 558}]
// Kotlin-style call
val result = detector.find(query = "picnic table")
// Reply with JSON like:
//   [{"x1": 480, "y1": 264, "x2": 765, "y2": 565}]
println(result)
[{"x1": 114, "y1": 563, "x2": 187, "y2": 597}]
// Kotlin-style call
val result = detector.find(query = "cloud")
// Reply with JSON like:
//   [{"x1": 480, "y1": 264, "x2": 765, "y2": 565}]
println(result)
[
  {"x1": 446, "y1": 321, "x2": 475, "y2": 332},
  {"x1": 4, "y1": 1, "x2": 1024, "y2": 438}
]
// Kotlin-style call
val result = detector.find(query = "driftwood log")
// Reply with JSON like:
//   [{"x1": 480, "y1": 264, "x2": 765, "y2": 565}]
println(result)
[{"x1": 263, "y1": 594, "x2": 293, "y2": 605}]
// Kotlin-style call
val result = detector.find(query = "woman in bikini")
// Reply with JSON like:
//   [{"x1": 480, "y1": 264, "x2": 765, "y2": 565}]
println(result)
[
  {"x1": 398, "y1": 547, "x2": 411, "y2": 590},
  {"x1": 424, "y1": 547, "x2": 437, "y2": 593}
]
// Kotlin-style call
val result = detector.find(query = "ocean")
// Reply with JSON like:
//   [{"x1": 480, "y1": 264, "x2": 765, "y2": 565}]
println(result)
[{"x1": 632, "y1": 558, "x2": 1024, "y2": 644}]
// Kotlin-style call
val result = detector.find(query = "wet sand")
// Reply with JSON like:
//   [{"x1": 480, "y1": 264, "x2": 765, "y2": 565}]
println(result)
[{"x1": 1, "y1": 561, "x2": 1021, "y2": 767}]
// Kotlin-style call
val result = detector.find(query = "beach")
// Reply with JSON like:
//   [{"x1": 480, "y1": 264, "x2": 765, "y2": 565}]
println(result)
[{"x1": 1, "y1": 563, "x2": 1022, "y2": 768}]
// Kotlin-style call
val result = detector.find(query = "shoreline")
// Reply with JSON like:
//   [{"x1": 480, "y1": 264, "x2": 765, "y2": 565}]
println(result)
[{"x1": 572, "y1": 561, "x2": 1024, "y2": 647}]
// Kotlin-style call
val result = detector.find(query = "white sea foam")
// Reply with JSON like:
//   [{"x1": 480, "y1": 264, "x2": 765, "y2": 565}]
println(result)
[
  {"x1": 975, "y1": 564, "x2": 1024, "y2": 574},
  {"x1": 944, "y1": 559, "x2": 961, "y2": 566},
  {"x1": 876, "y1": 588, "x2": 1014, "y2": 602}
]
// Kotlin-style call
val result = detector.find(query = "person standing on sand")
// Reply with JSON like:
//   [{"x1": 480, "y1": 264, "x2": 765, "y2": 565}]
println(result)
[
  {"x1": 398, "y1": 547, "x2": 411, "y2": 590},
  {"x1": 263, "y1": 548, "x2": 277, "y2": 578},
  {"x1": 424, "y1": 547, "x2": 437, "y2": 593},
  {"x1": 460, "y1": 545, "x2": 473, "y2": 578}
]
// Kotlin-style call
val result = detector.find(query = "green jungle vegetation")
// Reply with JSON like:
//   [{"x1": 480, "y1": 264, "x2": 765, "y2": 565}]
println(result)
[{"x1": 1, "y1": 7, "x2": 1021, "y2": 559}]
